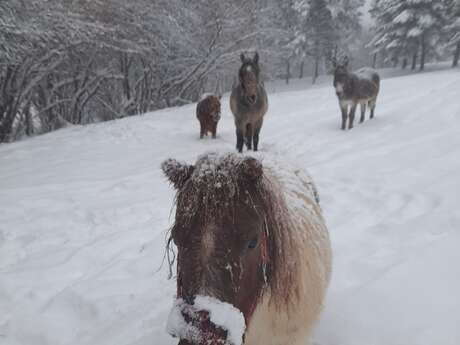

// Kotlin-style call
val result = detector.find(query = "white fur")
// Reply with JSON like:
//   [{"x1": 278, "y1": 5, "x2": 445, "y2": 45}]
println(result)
[
  {"x1": 244, "y1": 160, "x2": 332, "y2": 345},
  {"x1": 340, "y1": 99, "x2": 353, "y2": 107},
  {"x1": 335, "y1": 83, "x2": 344, "y2": 94}
]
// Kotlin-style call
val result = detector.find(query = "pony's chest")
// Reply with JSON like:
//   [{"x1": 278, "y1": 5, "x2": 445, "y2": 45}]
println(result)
[{"x1": 244, "y1": 295, "x2": 311, "y2": 345}]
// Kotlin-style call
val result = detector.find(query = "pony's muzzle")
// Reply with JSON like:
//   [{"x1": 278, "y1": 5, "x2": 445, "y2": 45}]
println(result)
[{"x1": 335, "y1": 83, "x2": 344, "y2": 96}]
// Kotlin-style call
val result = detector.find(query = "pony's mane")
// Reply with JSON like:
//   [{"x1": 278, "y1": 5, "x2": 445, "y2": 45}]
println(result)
[{"x1": 166, "y1": 152, "x2": 301, "y2": 307}]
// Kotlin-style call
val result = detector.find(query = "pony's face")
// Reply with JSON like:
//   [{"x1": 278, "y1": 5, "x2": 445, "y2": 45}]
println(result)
[
  {"x1": 174, "y1": 196, "x2": 266, "y2": 316},
  {"x1": 239, "y1": 52, "x2": 261, "y2": 105},
  {"x1": 163, "y1": 155, "x2": 269, "y2": 324},
  {"x1": 208, "y1": 96, "x2": 221, "y2": 119}
]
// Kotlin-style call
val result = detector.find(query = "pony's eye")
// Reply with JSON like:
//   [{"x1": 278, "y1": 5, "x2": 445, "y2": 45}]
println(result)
[{"x1": 247, "y1": 238, "x2": 258, "y2": 250}]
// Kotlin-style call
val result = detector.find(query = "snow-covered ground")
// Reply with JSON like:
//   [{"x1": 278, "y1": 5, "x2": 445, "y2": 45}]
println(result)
[{"x1": 1, "y1": 67, "x2": 460, "y2": 345}]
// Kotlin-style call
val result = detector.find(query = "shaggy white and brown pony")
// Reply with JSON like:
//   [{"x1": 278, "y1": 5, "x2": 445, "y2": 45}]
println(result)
[
  {"x1": 196, "y1": 94, "x2": 221, "y2": 139},
  {"x1": 162, "y1": 152, "x2": 332, "y2": 345}
]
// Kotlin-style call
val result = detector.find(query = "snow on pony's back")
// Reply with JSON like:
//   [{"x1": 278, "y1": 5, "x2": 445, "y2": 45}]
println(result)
[{"x1": 162, "y1": 152, "x2": 332, "y2": 345}]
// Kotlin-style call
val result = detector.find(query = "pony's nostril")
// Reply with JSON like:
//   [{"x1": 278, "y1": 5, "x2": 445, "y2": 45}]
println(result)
[
  {"x1": 183, "y1": 294, "x2": 195, "y2": 305},
  {"x1": 248, "y1": 95, "x2": 256, "y2": 104}
]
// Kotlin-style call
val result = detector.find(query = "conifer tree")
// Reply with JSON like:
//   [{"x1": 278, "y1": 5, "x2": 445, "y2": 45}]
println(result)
[
  {"x1": 370, "y1": 0, "x2": 447, "y2": 70},
  {"x1": 444, "y1": 0, "x2": 460, "y2": 67}
]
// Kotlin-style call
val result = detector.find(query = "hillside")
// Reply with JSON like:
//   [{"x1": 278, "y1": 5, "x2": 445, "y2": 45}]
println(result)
[{"x1": 1, "y1": 67, "x2": 460, "y2": 345}]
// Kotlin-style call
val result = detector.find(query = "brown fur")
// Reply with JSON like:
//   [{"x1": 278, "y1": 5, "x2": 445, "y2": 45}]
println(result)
[
  {"x1": 230, "y1": 52, "x2": 268, "y2": 152},
  {"x1": 196, "y1": 95, "x2": 221, "y2": 139},
  {"x1": 163, "y1": 153, "x2": 332, "y2": 345}
]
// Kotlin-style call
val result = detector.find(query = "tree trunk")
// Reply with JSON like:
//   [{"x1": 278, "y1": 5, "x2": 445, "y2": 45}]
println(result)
[
  {"x1": 420, "y1": 34, "x2": 426, "y2": 71},
  {"x1": 402, "y1": 58, "x2": 408, "y2": 69},
  {"x1": 25, "y1": 101, "x2": 33, "y2": 136},
  {"x1": 313, "y1": 57, "x2": 319, "y2": 84},
  {"x1": 372, "y1": 53, "x2": 377, "y2": 68},
  {"x1": 285, "y1": 60, "x2": 290, "y2": 84},
  {"x1": 0, "y1": 108, "x2": 16, "y2": 143},
  {"x1": 299, "y1": 60, "x2": 304, "y2": 79},
  {"x1": 0, "y1": 65, "x2": 18, "y2": 143},
  {"x1": 411, "y1": 52, "x2": 417, "y2": 70},
  {"x1": 453, "y1": 41, "x2": 460, "y2": 68}
]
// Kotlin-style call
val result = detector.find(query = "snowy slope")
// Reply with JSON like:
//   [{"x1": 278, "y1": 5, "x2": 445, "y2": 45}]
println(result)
[{"x1": 1, "y1": 67, "x2": 460, "y2": 345}]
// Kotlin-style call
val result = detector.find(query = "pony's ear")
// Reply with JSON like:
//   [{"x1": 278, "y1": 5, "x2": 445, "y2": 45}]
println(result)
[
  {"x1": 343, "y1": 56, "x2": 349, "y2": 68},
  {"x1": 240, "y1": 53, "x2": 246, "y2": 63},
  {"x1": 253, "y1": 51, "x2": 259, "y2": 64},
  {"x1": 240, "y1": 157, "x2": 263, "y2": 181},
  {"x1": 162, "y1": 158, "x2": 194, "y2": 189}
]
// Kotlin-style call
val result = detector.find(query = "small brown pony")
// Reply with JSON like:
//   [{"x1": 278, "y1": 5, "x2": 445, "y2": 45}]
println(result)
[
  {"x1": 163, "y1": 152, "x2": 331, "y2": 345},
  {"x1": 230, "y1": 52, "x2": 268, "y2": 152},
  {"x1": 333, "y1": 57, "x2": 380, "y2": 130},
  {"x1": 196, "y1": 94, "x2": 221, "y2": 139}
]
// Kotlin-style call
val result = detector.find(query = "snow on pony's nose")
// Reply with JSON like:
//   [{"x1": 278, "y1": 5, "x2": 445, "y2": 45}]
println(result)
[{"x1": 167, "y1": 296, "x2": 246, "y2": 345}]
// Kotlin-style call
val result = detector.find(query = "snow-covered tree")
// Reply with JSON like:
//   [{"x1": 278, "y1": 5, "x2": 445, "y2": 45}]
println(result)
[
  {"x1": 444, "y1": 0, "x2": 460, "y2": 67},
  {"x1": 292, "y1": 0, "x2": 338, "y2": 83},
  {"x1": 329, "y1": 0, "x2": 365, "y2": 52},
  {"x1": 370, "y1": 0, "x2": 447, "y2": 70},
  {"x1": 370, "y1": 0, "x2": 415, "y2": 69}
]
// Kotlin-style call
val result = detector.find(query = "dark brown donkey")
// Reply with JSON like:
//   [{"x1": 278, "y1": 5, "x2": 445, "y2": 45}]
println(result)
[
  {"x1": 162, "y1": 152, "x2": 331, "y2": 345},
  {"x1": 230, "y1": 52, "x2": 268, "y2": 152},
  {"x1": 333, "y1": 57, "x2": 380, "y2": 130},
  {"x1": 196, "y1": 94, "x2": 221, "y2": 139}
]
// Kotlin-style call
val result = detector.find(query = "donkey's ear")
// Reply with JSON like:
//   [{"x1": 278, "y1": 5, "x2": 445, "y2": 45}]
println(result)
[
  {"x1": 162, "y1": 158, "x2": 194, "y2": 189},
  {"x1": 240, "y1": 53, "x2": 246, "y2": 63},
  {"x1": 331, "y1": 56, "x2": 337, "y2": 68},
  {"x1": 253, "y1": 52, "x2": 259, "y2": 64},
  {"x1": 240, "y1": 157, "x2": 263, "y2": 182}
]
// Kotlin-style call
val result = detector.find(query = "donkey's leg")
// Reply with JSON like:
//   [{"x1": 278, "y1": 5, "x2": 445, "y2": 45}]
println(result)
[
  {"x1": 370, "y1": 99, "x2": 376, "y2": 119},
  {"x1": 253, "y1": 118, "x2": 263, "y2": 151},
  {"x1": 236, "y1": 127, "x2": 245, "y2": 153},
  {"x1": 348, "y1": 104, "x2": 357, "y2": 130},
  {"x1": 359, "y1": 102, "x2": 366, "y2": 123},
  {"x1": 245, "y1": 123, "x2": 253, "y2": 150},
  {"x1": 340, "y1": 103, "x2": 348, "y2": 130}
]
